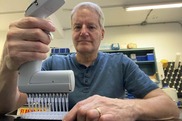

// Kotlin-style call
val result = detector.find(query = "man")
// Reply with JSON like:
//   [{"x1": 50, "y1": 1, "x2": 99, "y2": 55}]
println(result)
[{"x1": 0, "y1": 2, "x2": 179, "y2": 121}]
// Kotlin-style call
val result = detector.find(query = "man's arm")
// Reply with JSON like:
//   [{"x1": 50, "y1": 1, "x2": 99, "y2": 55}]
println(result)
[
  {"x1": 131, "y1": 88, "x2": 180, "y2": 120},
  {"x1": 0, "y1": 60, "x2": 27, "y2": 115},
  {"x1": 0, "y1": 17, "x2": 55, "y2": 115},
  {"x1": 63, "y1": 88, "x2": 179, "y2": 121}
]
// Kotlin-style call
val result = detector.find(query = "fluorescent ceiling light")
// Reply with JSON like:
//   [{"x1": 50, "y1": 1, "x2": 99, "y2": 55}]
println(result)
[{"x1": 125, "y1": 3, "x2": 182, "y2": 11}]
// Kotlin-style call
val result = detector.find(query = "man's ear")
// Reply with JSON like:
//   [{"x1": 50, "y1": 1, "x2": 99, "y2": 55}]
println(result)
[{"x1": 101, "y1": 29, "x2": 105, "y2": 40}]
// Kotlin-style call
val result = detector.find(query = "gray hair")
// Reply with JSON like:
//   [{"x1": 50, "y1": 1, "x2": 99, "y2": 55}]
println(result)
[{"x1": 71, "y1": 2, "x2": 105, "y2": 29}]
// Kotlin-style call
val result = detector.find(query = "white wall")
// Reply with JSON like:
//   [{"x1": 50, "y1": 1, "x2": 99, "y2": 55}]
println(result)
[
  {"x1": 50, "y1": 22, "x2": 182, "y2": 62},
  {"x1": 104, "y1": 23, "x2": 182, "y2": 61},
  {"x1": 0, "y1": 23, "x2": 182, "y2": 62}
]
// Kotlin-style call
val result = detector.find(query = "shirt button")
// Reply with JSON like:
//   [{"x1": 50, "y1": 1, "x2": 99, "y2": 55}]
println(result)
[
  {"x1": 82, "y1": 87, "x2": 89, "y2": 93},
  {"x1": 85, "y1": 73, "x2": 90, "y2": 78},
  {"x1": 85, "y1": 79, "x2": 88, "y2": 84}
]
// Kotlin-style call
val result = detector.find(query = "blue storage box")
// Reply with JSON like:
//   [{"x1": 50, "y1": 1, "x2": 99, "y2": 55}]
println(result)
[
  {"x1": 51, "y1": 48, "x2": 60, "y2": 54},
  {"x1": 60, "y1": 48, "x2": 70, "y2": 53},
  {"x1": 51, "y1": 48, "x2": 70, "y2": 54},
  {"x1": 54, "y1": 48, "x2": 60, "y2": 53},
  {"x1": 147, "y1": 53, "x2": 154, "y2": 61},
  {"x1": 136, "y1": 56, "x2": 147, "y2": 61}
]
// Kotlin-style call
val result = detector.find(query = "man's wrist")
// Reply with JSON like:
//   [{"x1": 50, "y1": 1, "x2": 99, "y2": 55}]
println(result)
[{"x1": 114, "y1": 98, "x2": 143, "y2": 120}]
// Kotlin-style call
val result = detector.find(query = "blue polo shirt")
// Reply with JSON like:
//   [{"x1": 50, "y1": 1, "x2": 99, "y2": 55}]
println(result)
[{"x1": 42, "y1": 51, "x2": 158, "y2": 109}]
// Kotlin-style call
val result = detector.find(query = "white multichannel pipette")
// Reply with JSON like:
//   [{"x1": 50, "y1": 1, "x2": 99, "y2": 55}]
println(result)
[{"x1": 17, "y1": 0, "x2": 75, "y2": 120}]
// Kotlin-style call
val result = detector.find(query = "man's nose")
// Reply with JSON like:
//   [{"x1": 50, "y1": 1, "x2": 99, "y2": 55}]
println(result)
[{"x1": 80, "y1": 26, "x2": 89, "y2": 36}]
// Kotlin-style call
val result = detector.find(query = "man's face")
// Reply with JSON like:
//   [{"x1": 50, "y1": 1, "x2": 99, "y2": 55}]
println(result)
[{"x1": 71, "y1": 8, "x2": 104, "y2": 54}]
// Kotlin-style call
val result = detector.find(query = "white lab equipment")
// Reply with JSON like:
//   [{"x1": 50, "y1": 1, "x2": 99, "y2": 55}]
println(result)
[{"x1": 17, "y1": 0, "x2": 75, "y2": 120}]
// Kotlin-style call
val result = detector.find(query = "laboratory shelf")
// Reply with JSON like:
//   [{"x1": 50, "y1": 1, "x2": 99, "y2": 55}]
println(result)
[{"x1": 100, "y1": 47, "x2": 159, "y2": 82}]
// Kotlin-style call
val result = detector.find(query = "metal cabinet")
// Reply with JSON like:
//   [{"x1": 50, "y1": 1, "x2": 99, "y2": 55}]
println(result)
[{"x1": 101, "y1": 47, "x2": 160, "y2": 83}]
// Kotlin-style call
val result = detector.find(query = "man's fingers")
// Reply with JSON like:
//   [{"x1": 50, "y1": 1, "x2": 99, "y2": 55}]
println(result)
[{"x1": 11, "y1": 17, "x2": 56, "y2": 32}]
